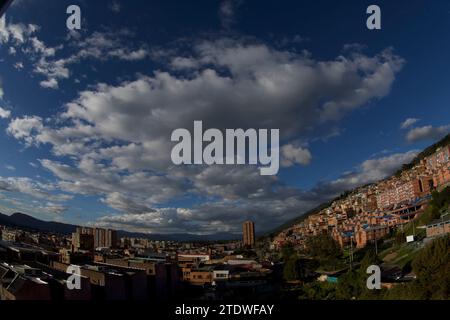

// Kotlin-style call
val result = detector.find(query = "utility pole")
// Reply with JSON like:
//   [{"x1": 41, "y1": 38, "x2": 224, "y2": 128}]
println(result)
[
  {"x1": 374, "y1": 233, "x2": 378, "y2": 256},
  {"x1": 441, "y1": 211, "x2": 449, "y2": 235},
  {"x1": 349, "y1": 236, "x2": 354, "y2": 270}
]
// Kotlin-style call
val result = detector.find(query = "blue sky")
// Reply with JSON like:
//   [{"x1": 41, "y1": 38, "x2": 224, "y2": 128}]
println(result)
[{"x1": 0, "y1": 0, "x2": 449, "y2": 235}]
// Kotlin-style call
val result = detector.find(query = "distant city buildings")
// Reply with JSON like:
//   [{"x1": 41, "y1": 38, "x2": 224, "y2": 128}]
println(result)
[
  {"x1": 72, "y1": 227, "x2": 117, "y2": 251},
  {"x1": 376, "y1": 177, "x2": 433, "y2": 209},
  {"x1": 242, "y1": 221, "x2": 255, "y2": 248}
]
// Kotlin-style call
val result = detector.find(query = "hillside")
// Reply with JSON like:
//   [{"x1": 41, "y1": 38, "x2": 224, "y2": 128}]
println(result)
[
  {"x1": 263, "y1": 201, "x2": 333, "y2": 239},
  {"x1": 5, "y1": 212, "x2": 78, "y2": 234},
  {"x1": 395, "y1": 133, "x2": 450, "y2": 176},
  {"x1": 270, "y1": 133, "x2": 450, "y2": 235}
]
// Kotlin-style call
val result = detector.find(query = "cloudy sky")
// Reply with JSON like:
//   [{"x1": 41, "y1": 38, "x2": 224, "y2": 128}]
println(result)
[{"x1": 0, "y1": 0, "x2": 449, "y2": 236}]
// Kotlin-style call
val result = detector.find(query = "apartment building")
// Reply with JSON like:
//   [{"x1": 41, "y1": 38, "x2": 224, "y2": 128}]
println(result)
[
  {"x1": 376, "y1": 177, "x2": 432, "y2": 209},
  {"x1": 242, "y1": 221, "x2": 255, "y2": 248},
  {"x1": 74, "y1": 227, "x2": 118, "y2": 249},
  {"x1": 424, "y1": 146, "x2": 450, "y2": 188},
  {"x1": 354, "y1": 225, "x2": 390, "y2": 249},
  {"x1": 72, "y1": 232, "x2": 94, "y2": 252},
  {"x1": 425, "y1": 145, "x2": 450, "y2": 171},
  {"x1": 182, "y1": 266, "x2": 214, "y2": 286}
]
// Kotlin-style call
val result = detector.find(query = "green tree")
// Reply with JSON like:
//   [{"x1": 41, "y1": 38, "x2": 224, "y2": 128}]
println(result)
[
  {"x1": 335, "y1": 249, "x2": 384, "y2": 300},
  {"x1": 281, "y1": 243, "x2": 295, "y2": 260},
  {"x1": 411, "y1": 235, "x2": 449, "y2": 299},
  {"x1": 384, "y1": 235, "x2": 449, "y2": 300},
  {"x1": 305, "y1": 234, "x2": 342, "y2": 269},
  {"x1": 305, "y1": 234, "x2": 342, "y2": 260},
  {"x1": 298, "y1": 282, "x2": 336, "y2": 300},
  {"x1": 335, "y1": 270, "x2": 360, "y2": 299},
  {"x1": 283, "y1": 256, "x2": 300, "y2": 281}
]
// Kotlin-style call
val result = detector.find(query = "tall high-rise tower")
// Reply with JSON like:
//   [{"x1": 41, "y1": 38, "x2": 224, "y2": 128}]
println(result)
[{"x1": 242, "y1": 221, "x2": 255, "y2": 247}]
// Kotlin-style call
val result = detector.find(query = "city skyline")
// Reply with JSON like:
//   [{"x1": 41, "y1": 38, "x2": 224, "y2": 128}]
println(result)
[{"x1": 1, "y1": 0, "x2": 450, "y2": 236}]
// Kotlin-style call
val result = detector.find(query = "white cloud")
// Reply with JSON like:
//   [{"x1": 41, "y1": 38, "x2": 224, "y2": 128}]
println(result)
[
  {"x1": 5, "y1": 165, "x2": 15, "y2": 171},
  {"x1": 13, "y1": 62, "x2": 24, "y2": 70},
  {"x1": 0, "y1": 107, "x2": 11, "y2": 119},
  {"x1": 6, "y1": 115, "x2": 43, "y2": 145},
  {"x1": 39, "y1": 78, "x2": 59, "y2": 89},
  {"x1": 281, "y1": 144, "x2": 312, "y2": 167},
  {"x1": 109, "y1": 1, "x2": 121, "y2": 13},
  {"x1": 170, "y1": 57, "x2": 200, "y2": 70},
  {"x1": 94, "y1": 150, "x2": 418, "y2": 234},
  {"x1": 41, "y1": 202, "x2": 68, "y2": 215},
  {"x1": 406, "y1": 124, "x2": 450, "y2": 143},
  {"x1": 0, "y1": 15, "x2": 38, "y2": 44},
  {"x1": 219, "y1": 0, "x2": 239, "y2": 29},
  {"x1": 29, "y1": 162, "x2": 38, "y2": 168},
  {"x1": 6, "y1": 38, "x2": 406, "y2": 233},
  {"x1": 65, "y1": 30, "x2": 149, "y2": 63},
  {"x1": 1, "y1": 17, "x2": 149, "y2": 89},
  {"x1": 29, "y1": 36, "x2": 57, "y2": 57},
  {"x1": 400, "y1": 117, "x2": 420, "y2": 129},
  {"x1": 0, "y1": 176, "x2": 72, "y2": 203}
]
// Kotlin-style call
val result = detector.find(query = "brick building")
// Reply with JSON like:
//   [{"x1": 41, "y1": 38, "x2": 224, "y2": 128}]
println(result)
[
  {"x1": 242, "y1": 221, "x2": 255, "y2": 248},
  {"x1": 355, "y1": 225, "x2": 389, "y2": 249}
]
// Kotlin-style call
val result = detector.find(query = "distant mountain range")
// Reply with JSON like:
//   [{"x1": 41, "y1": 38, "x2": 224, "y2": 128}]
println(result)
[{"x1": 0, "y1": 212, "x2": 239, "y2": 242}]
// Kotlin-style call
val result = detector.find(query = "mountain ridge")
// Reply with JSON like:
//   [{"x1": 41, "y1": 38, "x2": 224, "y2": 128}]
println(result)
[{"x1": 0, "y1": 212, "x2": 239, "y2": 242}]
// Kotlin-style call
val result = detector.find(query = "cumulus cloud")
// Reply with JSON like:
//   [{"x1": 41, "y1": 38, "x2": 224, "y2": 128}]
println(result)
[
  {"x1": 38, "y1": 158, "x2": 185, "y2": 212},
  {"x1": 0, "y1": 107, "x2": 11, "y2": 119},
  {"x1": 400, "y1": 117, "x2": 420, "y2": 129},
  {"x1": 219, "y1": 0, "x2": 240, "y2": 29},
  {"x1": 67, "y1": 30, "x2": 149, "y2": 62},
  {"x1": 0, "y1": 15, "x2": 38, "y2": 44},
  {"x1": 102, "y1": 150, "x2": 417, "y2": 233},
  {"x1": 1, "y1": 15, "x2": 149, "y2": 89},
  {"x1": 94, "y1": 150, "x2": 418, "y2": 234},
  {"x1": 0, "y1": 15, "x2": 66, "y2": 88},
  {"x1": 95, "y1": 197, "x2": 316, "y2": 235},
  {"x1": 39, "y1": 78, "x2": 59, "y2": 89},
  {"x1": 13, "y1": 62, "x2": 24, "y2": 70},
  {"x1": 40, "y1": 202, "x2": 68, "y2": 215},
  {"x1": 406, "y1": 124, "x2": 450, "y2": 143},
  {"x1": 31, "y1": 29, "x2": 149, "y2": 88},
  {"x1": 109, "y1": 1, "x2": 121, "y2": 13},
  {"x1": 0, "y1": 176, "x2": 72, "y2": 203},
  {"x1": 6, "y1": 36, "x2": 406, "y2": 234},
  {"x1": 281, "y1": 144, "x2": 312, "y2": 167},
  {"x1": 7, "y1": 115, "x2": 43, "y2": 145}
]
